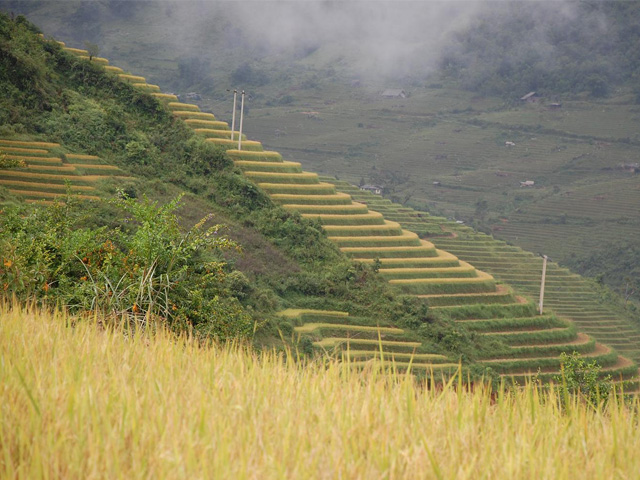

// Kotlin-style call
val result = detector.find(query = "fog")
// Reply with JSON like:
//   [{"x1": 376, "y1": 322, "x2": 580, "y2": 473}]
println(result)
[{"x1": 3, "y1": 0, "x2": 612, "y2": 88}]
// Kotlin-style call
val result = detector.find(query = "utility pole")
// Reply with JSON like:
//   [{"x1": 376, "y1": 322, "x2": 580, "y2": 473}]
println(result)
[
  {"x1": 238, "y1": 90, "x2": 245, "y2": 150},
  {"x1": 230, "y1": 89, "x2": 237, "y2": 142},
  {"x1": 539, "y1": 254, "x2": 548, "y2": 314}
]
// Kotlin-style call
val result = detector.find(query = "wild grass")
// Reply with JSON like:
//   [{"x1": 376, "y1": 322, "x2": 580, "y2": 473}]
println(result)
[{"x1": 3, "y1": 305, "x2": 640, "y2": 479}]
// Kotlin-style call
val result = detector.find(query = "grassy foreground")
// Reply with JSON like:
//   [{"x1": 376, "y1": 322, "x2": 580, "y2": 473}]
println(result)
[{"x1": 2, "y1": 306, "x2": 640, "y2": 479}]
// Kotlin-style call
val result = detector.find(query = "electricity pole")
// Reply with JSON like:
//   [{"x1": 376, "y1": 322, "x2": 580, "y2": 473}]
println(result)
[
  {"x1": 227, "y1": 89, "x2": 238, "y2": 142},
  {"x1": 238, "y1": 90, "x2": 245, "y2": 150},
  {"x1": 539, "y1": 254, "x2": 548, "y2": 314}
]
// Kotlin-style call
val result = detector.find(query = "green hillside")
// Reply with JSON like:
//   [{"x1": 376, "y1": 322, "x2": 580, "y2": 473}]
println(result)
[
  {"x1": 1, "y1": 12, "x2": 639, "y2": 387},
  {"x1": 6, "y1": 1, "x2": 640, "y2": 302},
  {"x1": 0, "y1": 12, "x2": 485, "y2": 376}
]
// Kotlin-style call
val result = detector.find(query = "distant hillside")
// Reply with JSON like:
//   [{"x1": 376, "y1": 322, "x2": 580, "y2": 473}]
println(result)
[{"x1": 440, "y1": 1, "x2": 640, "y2": 98}]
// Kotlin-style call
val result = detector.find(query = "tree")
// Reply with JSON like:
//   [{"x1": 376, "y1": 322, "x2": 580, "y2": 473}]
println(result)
[{"x1": 84, "y1": 41, "x2": 99, "y2": 61}]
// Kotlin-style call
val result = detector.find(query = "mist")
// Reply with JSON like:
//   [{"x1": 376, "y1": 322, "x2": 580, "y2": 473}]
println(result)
[{"x1": 3, "y1": 0, "x2": 620, "y2": 94}]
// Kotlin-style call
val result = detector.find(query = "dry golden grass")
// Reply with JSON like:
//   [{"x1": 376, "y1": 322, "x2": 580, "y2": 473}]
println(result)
[
  {"x1": 168, "y1": 102, "x2": 200, "y2": 112},
  {"x1": 65, "y1": 154, "x2": 100, "y2": 161},
  {"x1": 2, "y1": 304, "x2": 640, "y2": 479},
  {"x1": 151, "y1": 93, "x2": 179, "y2": 101},
  {"x1": 63, "y1": 47, "x2": 89, "y2": 55},
  {"x1": 8, "y1": 189, "x2": 100, "y2": 200},
  {"x1": 0, "y1": 179, "x2": 95, "y2": 191},
  {"x1": 132, "y1": 83, "x2": 161, "y2": 92},
  {"x1": 0, "y1": 140, "x2": 59, "y2": 148},
  {"x1": 0, "y1": 147, "x2": 49, "y2": 155},
  {"x1": 4, "y1": 156, "x2": 62, "y2": 164},
  {"x1": 103, "y1": 66, "x2": 124, "y2": 74},
  {"x1": 117, "y1": 74, "x2": 146, "y2": 84}
]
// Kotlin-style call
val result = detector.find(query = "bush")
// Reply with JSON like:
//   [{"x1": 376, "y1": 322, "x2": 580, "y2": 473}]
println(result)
[
  {"x1": 554, "y1": 352, "x2": 612, "y2": 408},
  {"x1": 0, "y1": 193, "x2": 254, "y2": 341}
]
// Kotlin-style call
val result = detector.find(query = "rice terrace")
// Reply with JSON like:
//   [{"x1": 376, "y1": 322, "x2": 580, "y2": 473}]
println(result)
[{"x1": 1, "y1": 1, "x2": 640, "y2": 478}]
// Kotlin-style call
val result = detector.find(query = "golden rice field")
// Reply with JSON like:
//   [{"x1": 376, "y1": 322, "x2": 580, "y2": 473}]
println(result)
[{"x1": 2, "y1": 304, "x2": 640, "y2": 479}]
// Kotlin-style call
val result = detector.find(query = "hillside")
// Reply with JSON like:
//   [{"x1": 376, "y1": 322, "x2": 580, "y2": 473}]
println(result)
[
  {"x1": 0, "y1": 12, "x2": 492, "y2": 375},
  {"x1": 2, "y1": 13, "x2": 639, "y2": 386},
  {"x1": 11, "y1": 0, "x2": 639, "y2": 302}
]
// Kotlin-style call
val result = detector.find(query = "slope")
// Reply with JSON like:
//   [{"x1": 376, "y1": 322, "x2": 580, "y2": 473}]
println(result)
[{"x1": 2, "y1": 16, "x2": 636, "y2": 385}]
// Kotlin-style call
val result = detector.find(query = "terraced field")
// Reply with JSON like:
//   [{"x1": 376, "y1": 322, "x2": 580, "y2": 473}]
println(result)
[
  {"x1": 281, "y1": 309, "x2": 457, "y2": 372},
  {"x1": 334, "y1": 182, "x2": 640, "y2": 375},
  {"x1": 488, "y1": 176, "x2": 640, "y2": 262},
  {"x1": 26, "y1": 40, "x2": 639, "y2": 385},
  {"x1": 0, "y1": 140, "x2": 129, "y2": 204}
]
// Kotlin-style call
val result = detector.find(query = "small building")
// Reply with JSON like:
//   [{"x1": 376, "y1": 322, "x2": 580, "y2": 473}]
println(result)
[
  {"x1": 520, "y1": 180, "x2": 535, "y2": 187},
  {"x1": 360, "y1": 184, "x2": 383, "y2": 195},
  {"x1": 381, "y1": 89, "x2": 407, "y2": 98},
  {"x1": 520, "y1": 92, "x2": 539, "y2": 103},
  {"x1": 549, "y1": 102, "x2": 562, "y2": 109}
]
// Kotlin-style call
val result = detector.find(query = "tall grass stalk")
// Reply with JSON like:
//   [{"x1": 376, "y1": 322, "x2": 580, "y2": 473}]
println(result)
[{"x1": 2, "y1": 304, "x2": 639, "y2": 479}]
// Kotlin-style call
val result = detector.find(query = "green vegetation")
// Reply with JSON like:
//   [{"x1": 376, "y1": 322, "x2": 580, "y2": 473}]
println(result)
[
  {"x1": 0, "y1": 13, "x2": 489, "y2": 369},
  {"x1": 2, "y1": 12, "x2": 638, "y2": 387},
  {"x1": 0, "y1": 194, "x2": 254, "y2": 340}
]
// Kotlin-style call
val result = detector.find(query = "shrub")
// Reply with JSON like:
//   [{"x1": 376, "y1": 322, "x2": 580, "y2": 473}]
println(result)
[
  {"x1": 555, "y1": 352, "x2": 612, "y2": 408},
  {"x1": 0, "y1": 193, "x2": 254, "y2": 341}
]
